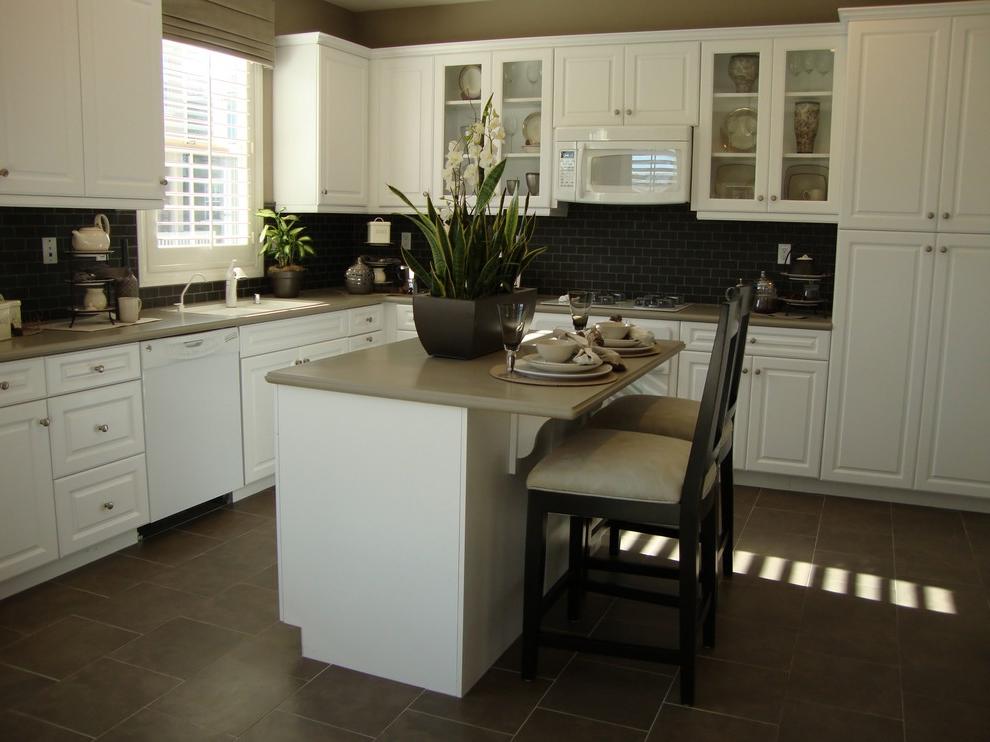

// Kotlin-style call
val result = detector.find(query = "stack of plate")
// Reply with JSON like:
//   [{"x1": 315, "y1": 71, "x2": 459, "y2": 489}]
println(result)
[
  {"x1": 600, "y1": 337, "x2": 657, "y2": 356},
  {"x1": 514, "y1": 352, "x2": 612, "y2": 380}
]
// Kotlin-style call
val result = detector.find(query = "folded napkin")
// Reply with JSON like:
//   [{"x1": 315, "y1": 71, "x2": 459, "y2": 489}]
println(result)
[
  {"x1": 550, "y1": 328, "x2": 626, "y2": 371},
  {"x1": 628, "y1": 325, "x2": 656, "y2": 346}
]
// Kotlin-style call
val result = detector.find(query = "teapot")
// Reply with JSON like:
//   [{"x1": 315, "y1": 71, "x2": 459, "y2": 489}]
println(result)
[{"x1": 72, "y1": 213, "x2": 111, "y2": 253}]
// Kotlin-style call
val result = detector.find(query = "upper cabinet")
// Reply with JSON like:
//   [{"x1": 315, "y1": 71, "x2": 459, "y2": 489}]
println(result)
[
  {"x1": 274, "y1": 35, "x2": 370, "y2": 212},
  {"x1": 553, "y1": 42, "x2": 700, "y2": 127},
  {"x1": 0, "y1": 0, "x2": 164, "y2": 208},
  {"x1": 693, "y1": 35, "x2": 844, "y2": 221},
  {"x1": 841, "y1": 11, "x2": 990, "y2": 233}
]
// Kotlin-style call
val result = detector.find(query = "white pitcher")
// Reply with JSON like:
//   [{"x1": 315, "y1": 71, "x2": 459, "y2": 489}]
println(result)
[{"x1": 72, "y1": 213, "x2": 111, "y2": 253}]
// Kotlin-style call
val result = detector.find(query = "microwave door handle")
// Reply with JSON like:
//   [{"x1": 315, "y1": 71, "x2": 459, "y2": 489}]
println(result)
[{"x1": 575, "y1": 143, "x2": 585, "y2": 201}]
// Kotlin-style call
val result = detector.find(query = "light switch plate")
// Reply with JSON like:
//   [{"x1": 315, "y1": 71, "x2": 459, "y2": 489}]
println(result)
[
  {"x1": 42, "y1": 237, "x2": 58, "y2": 264},
  {"x1": 777, "y1": 243, "x2": 791, "y2": 265}
]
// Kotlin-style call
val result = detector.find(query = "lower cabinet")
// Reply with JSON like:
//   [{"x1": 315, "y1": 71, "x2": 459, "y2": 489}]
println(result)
[{"x1": 0, "y1": 400, "x2": 58, "y2": 582}]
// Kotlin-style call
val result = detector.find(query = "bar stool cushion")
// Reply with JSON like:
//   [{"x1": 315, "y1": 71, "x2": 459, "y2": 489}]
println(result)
[
  {"x1": 527, "y1": 429, "x2": 715, "y2": 503},
  {"x1": 591, "y1": 395, "x2": 700, "y2": 440}
]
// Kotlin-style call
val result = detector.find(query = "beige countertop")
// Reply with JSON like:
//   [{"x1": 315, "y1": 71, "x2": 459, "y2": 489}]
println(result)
[
  {"x1": 267, "y1": 338, "x2": 684, "y2": 420},
  {"x1": 0, "y1": 290, "x2": 829, "y2": 364}
]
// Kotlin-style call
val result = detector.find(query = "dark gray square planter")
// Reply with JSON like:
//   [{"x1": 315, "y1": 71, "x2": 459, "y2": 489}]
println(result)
[{"x1": 412, "y1": 288, "x2": 537, "y2": 360}]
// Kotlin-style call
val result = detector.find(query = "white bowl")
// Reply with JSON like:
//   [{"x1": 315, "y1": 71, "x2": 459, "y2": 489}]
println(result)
[
  {"x1": 596, "y1": 321, "x2": 629, "y2": 340},
  {"x1": 532, "y1": 337, "x2": 578, "y2": 363}
]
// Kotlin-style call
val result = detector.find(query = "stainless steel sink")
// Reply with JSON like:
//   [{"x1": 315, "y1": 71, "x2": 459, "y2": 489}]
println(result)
[{"x1": 178, "y1": 298, "x2": 327, "y2": 317}]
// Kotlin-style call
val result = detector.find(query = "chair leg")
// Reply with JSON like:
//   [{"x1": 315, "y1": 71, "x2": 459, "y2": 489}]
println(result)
[
  {"x1": 678, "y1": 526, "x2": 698, "y2": 705},
  {"x1": 608, "y1": 524, "x2": 620, "y2": 556},
  {"x1": 719, "y1": 450, "x2": 735, "y2": 579},
  {"x1": 521, "y1": 495, "x2": 548, "y2": 681},
  {"x1": 567, "y1": 516, "x2": 587, "y2": 621},
  {"x1": 701, "y1": 503, "x2": 718, "y2": 649}
]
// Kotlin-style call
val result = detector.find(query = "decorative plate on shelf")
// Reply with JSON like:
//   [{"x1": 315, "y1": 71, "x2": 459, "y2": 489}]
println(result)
[
  {"x1": 784, "y1": 164, "x2": 829, "y2": 201},
  {"x1": 522, "y1": 112, "x2": 541, "y2": 146},
  {"x1": 721, "y1": 107, "x2": 758, "y2": 152},
  {"x1": 713, "y1": 163, "x2": 756, "y2": 199},
  {"x1": 458, "y1": 65, "x2": 481, "y2": 100}
]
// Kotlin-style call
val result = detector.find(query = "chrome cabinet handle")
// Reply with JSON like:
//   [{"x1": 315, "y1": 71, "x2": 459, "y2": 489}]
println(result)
[
  {"x1": 924, "y1": 245, "x2": 933, "y2": 253},
  {"x1": 770, "y1": 195, "x2": 778, "y2": 201},
  {"x1": 927, "y1": 212, "x2": 935, "y2": 219},
  {"x1": 0, "y1": 168, "x2": 8, "y2": 177},
  {"x1": 39, "y1": 417, "x2": 51, "y2": 426},
  {"x1": 302, "y1": 358, "x2": 310, "y2": 363},
  {"x1": 613, "y1": 109, "x2": 620, "y2": 116},
  {"x1": 366, "y1": 316, "x2": 373, "y2": 323},
  {"x1": 293, "y1": 359, "x2": 303, "y2": 365},
  {"x1": 159, "y1": 177, "x2": 168, "y2": 186},
  {"x1": 96, "y1": 424, "x2": 109, "y2": 432},
  {"x1": 757, "y1": 195, "x2": 764, "y2": 202},
  {"x1": 942, "y1": 212, "x2": 950, "y2": 219},
  {"x1": 365, "y1": 336, "x2": 373, "y2": 343},
  {"x1": 102, "y1": 501, "x2": 115, "y2": 511},
  {"x1": 0, "y1": 381, "x2": 9, "y2": 391},
  {"x1": 625, "y1": 108, "x2": 632, "y2": 115},
  {"x1": 92, "y1": 364, "x2": 105, "y2": 373},
  {"x1": 939, "y1": 246, "x2": 948, "y2": 253}
]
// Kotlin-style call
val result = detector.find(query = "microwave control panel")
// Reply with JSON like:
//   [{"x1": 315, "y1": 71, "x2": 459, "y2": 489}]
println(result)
[{"x1": 558, "y1": 150, "x2": 576, "y2": 188}]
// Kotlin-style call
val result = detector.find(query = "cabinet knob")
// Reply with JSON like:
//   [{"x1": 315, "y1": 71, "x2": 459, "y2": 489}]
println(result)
[
  {"x1": 757, "y1": 195, "x2": 764, "y2": 202},
  {"x1": 96, "y1": 424, "x2": 110, "y2": 433},
  {"x1": 924, "y1": 245, "x2": 933, "y2": 253},
  {"x1": 321, "y1": 188, "x2": 328, "y2": 195},
  {"x1": 159, "y1": 177, "x2": 168, "y2": 186},
  {"x1": 613, "y1": 109, "x2": 620, "y2": 116},
  {"x1": 939, "y1": 246, "x2": 948, "y2": 253},
  {"x1": 366, "y1": 316, "x2": 373, "y2": 323},
  {"x1": 0, "y1": 168, "x2": 8, "y2": 177},
  {"x1": 92, "y1": 364, "x2": 105, "y2": 373},
  {"x1": 754, "y1": 369, "x2": 762, "y2": 375},
  {"x1": 365, "y1": 336, "x2": 373, "y2": 343},
  {"x1": 770, "y1": 195, "x2": 778, "y2": 202},
  {"x1": 625, "y1": 108, "x2": 632, "y2": 116},
  {"x1": 302, "y1": 358, "x2": 311, "y2": 364},
  {"x1": 741, "y1": 368, "x2": 749, "y2": 374},
  {"x1": 102, "y1": 501, "x2": 115, "y2": 511},
  {"x1": 942, "y1": 212, "x2": 950, "y2": 219},
  {"x1": 749, "y1": 338, "x2": 757, "y2": 344},
  {"x1": 0, "y1": 381, "x2": 9, "y2": 391},
  {"x1": 39, "y1": 417, "x2": 51, "y2": 427},
  {"x1": 293, "y1": 359, "x2": 303, "y2": 366},
  {"x1": 927, "y1": 212, "x2": 935, "y2": 219}
]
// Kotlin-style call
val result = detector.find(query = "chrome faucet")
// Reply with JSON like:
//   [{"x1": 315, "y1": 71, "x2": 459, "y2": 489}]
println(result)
[
  {"x1": 225, "y1": 259, "x2": 246, "y2": 308},
  {"x1": 176, "y1": 273, "x2": 206, "y2": 311}
]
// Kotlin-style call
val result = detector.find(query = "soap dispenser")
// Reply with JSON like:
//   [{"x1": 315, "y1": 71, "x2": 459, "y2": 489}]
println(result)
[{"x1": 226, "y1": 259, "x2": 246, "y2": 307}]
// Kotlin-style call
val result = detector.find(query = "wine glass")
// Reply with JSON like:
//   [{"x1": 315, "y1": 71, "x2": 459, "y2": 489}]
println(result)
[
  {"x1": 497, "y1": 302, "x2": 530, "y2": 375},
  {"x1": 567, "y1": 290, "x2": 593, "y2": 332},
  {"x1": 503, "y1": 116, "x2": 518, "y2": 153}
]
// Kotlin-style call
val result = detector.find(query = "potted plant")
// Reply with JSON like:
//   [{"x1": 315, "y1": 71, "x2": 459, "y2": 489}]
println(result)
[
  {"x1": 389, "y1": 97, "x2": 546, "y2": 359},
  {"x1": 257, "y1": 207, "x2": 315, "y2": 298}
]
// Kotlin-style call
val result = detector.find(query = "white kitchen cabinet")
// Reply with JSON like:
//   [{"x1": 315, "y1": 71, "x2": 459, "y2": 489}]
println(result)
[
  {"x1": 239, "y1": 311, "x2": 349, "y2": 358},
  {"x1": 841, "y1": 10, "x2": 990, "y2": 234},
  {"x1": 0, "y1": 0, "x2": 163, "y2": 207},
  {"x1": 0, "y1": 358, "x2": 47, "y2": 408},
  {"x1": 553, "y1": 43, "x2": 699, "y2": 127},
  {"x1": 369, "y1": 55, "x2": 434, "y2": 211},
  {"x1": 274, "y1": 34, "x2": 370, "y2": 212},
  {"x1": 0, "y1": 400, "x2": 58, "y2": 582},
  {"x1": 53, "y1": 454, "x2": 148, "y2": 556},
  {"x1": 349, "y1": 331, "x2": 385, "y2": 352},
  {"x1": 693, "y1": 35, "x2": 844, "y2": 221},
  {"x1": 385, "y1": 302, "x2": 418, "y2": 343},
  {"x1": 0, "y1": 0, "x2": 85, "y2": 199},
  {"x1": 348, "y1": 305, "x2": 384, "y2": 336},
  {"x1": 433, "y1": 51, "x2": 493, "y2": 199},
  {"x1": 45, "y1": 343, "x2": 141, "y2": 396}
]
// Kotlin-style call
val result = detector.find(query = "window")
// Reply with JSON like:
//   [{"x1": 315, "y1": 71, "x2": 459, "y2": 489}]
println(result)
[{"x1": 138, "y1": 40, "x2": 264, "y2": 287}]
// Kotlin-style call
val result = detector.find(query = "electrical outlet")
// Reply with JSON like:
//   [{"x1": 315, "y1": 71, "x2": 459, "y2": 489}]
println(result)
[
  {"x1": 777, "y1": 243, "x2": 791, "y2": 265},
  {"x1": 42, "y1": 237, "x2": 58, "y2": 264},
  {"x1": 401, "y1": 232, "x2": 411, "y2": 251}
]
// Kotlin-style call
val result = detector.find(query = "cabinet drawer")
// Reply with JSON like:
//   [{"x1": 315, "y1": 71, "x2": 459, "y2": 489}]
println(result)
[
  {"x1": 54, "y1": 454, "x2": 148, "y2": 556},
  {"x1": 679, "y1": 322, "x2": 830, "y2": 360},
  {"x1": 348, "y1": 331, "x2": 384, "y2": 352},
  {"x1": 239, "y1": 311, "x2": 348, "y2": 357},
  {"x1": 46, "y1": 344, "x2": 140, "y2": 395},
  {"x1": 349, "y1": 305, "x2": 383, "y2": 335},
  {"x1": 394, "y1": 303, "x2": 416, "y2": 332},
  {"x1": 0, "y1": 357, "x2": 46, "y2": 407},
  {"x1": 48, "y1": 380, "x2": 145, "y2": 478}
]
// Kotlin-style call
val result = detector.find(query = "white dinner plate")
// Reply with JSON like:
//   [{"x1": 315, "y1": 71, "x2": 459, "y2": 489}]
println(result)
[
  {"x1": 518, "y1": 352, "x2": 603, "y2": 374},
  {"x1": 513, "y1": 362, "x2": 613, "y2": 381},
  {"x1": 601, "y1": 338, "x2": 642, "y2": 348},
  {"x1": 522, "y1": 112, "x2": 541, "y2": 146},
  {"x1": 611, "y1": 344, "x2": 658, "y2": 357}
]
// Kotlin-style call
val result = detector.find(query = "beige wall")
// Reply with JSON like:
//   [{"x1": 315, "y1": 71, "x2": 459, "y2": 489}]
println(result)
[
  {"x1": 354, "y1": 0, "x2": 950, "y2": 47},
  {"x1": 276, "y1": 0, "x2": 360, "y2": 40}
]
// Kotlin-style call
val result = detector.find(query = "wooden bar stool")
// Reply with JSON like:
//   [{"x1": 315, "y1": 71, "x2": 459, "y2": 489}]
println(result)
[
  {"x1": 589, "y1": 286, "x2": 753, "y2": 576},
  {"x1": 520, "y1": 290, "x2": 743, "y2": 704}
]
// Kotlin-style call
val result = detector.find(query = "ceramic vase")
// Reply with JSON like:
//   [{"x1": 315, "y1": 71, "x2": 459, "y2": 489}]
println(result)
[
  {"x1": 727, "y1": 55, "x2": 759, "y2": 93},
  {"x1": 793, "y1": 100, "x2": 821, "y2": 153},
  {"x1": 83, "y1": 287, "x2": 108, "y2": 310}
]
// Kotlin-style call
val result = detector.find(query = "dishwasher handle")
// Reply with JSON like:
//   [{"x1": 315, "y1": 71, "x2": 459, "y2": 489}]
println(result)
[{"x1": 142, "y1": 329, "x2": 239, "y2": 369}]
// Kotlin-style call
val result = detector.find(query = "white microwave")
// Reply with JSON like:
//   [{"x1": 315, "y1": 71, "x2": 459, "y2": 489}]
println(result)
[{"x1": 553, "y1": 126, "x2": 692, "y2": 205}]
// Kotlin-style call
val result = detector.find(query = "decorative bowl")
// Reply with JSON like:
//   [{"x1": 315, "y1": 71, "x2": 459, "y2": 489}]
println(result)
[
  {"x1": 596, "y1": 321, "x2": 629, "y2": 340},
  {"x1": 532, "y1": 337, "x2": 578, "y2": 363}
]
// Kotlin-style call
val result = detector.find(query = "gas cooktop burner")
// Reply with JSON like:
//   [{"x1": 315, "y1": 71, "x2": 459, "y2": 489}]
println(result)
[
  {"x1": 540, "y1": 292, "x2": 689, "y2": 313},
  {"x1": 633, "y1": 294, "x2": 685, "y2": 309}
]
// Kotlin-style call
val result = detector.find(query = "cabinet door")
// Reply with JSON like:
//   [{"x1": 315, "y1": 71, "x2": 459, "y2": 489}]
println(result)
[
  {"x1": 0, "y1": 400, "x2": 58, "y2": 582},
  {"x1": 0, "y1": 0, "x2": 84, "y2": 198},
  {"x1": 745, "y1": 357, "x2": 827, "y2": 477},
  {"x1": 624, "y1": 42, "x2": 700, "y2": 125},
  {"x1": 370, "y1": 56, "x2": 433, "y2": 209},
  {"x1": 434, "y1": 52, "x2": 492, "y2": 198},
  {"x1": 767, "y1": 35, "x2": 843, "y2": 216},
  {"x1": 78, "y1": 0, "x2": 164, "y2": 201},
  {"x1": 694, "y1": 39, "x2": 774, "y2": 213},
  {"x1": 915, "y1": 233, "x2": 990, "y2": 497},
  {"x1": 241, "y1": 347, "x2": 298, "y2": 484},
  {"x1": 840, "y1": 18, "x2": 951, "y2": 231},
  {"x1": 320, "y1": 46, "x2": 369, "y2": 206},
  {"x1": 822, "y1": 231, "x2": 934, "y2": 487},
  {"x1": 553, "y1": 46, "x2": 623, "y2": 127},
  {"x1": 348, "y1": 331, "x2": 384, "y2": 352},
  {"x1": 937, "y1": 15, "x2": 990, "y2": 234}
]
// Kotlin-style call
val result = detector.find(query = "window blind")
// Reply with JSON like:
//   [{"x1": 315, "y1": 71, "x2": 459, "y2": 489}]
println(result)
[
  {"x1": 156, "y1": 40, "x2": 255, "y2": 250},
  {"x1": 162, "y1": 0, "x2": 275, "y2": 67}
]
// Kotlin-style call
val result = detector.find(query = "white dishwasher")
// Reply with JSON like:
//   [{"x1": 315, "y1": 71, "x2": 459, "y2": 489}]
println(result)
[{"x1": 142, "y1": 328, "x2": 244, "y2": 521}]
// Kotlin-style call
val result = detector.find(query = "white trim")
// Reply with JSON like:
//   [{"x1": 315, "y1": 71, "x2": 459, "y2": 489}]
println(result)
[
  {"x1": 695, "y1": 211, "x2": 839, "y2": 223},
  {"x1": 839, "y1": 1, "x2": 990, "y2": 23},
  {"x1": 0, "y1": 195, "x2": 162, "y2": 209}
]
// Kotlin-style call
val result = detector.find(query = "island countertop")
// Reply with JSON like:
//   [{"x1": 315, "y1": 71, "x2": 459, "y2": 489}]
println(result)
[{"x1": 267, "y1": 337, "x2": 684, "y2": 420}]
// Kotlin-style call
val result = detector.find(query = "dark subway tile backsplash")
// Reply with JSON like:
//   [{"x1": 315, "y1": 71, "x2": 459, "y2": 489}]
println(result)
[{"x1": 0, "y1": 203, "x2": 835, "y2": 321}]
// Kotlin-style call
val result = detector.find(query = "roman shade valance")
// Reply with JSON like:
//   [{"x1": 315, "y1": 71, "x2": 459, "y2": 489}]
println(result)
[{"x1": 162, "y1": 0, "x2": 275, "y2": 67}]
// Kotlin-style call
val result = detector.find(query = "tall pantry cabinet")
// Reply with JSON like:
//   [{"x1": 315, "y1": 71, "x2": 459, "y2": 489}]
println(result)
[{"x1": 823, "y1": 4, "x2": 990, "y2": 498}]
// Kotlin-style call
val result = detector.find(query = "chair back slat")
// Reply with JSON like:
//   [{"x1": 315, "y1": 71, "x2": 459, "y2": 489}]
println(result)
[{"x1": 724, "y1": 285, "x2": 754, "y2": 423}]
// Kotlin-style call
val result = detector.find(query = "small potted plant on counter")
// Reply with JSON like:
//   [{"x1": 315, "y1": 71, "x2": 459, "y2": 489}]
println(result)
[
  {"x1": 389, "y1": 96, "x2": 546, "y2": 359},
  {"x1": 257, "y1": 207, "x2": 315, "y2": 298}
]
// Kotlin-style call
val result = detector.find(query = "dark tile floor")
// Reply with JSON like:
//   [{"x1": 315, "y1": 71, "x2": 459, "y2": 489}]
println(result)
[{"x1": 1, "y1": 486, "x2": 989, "y2": 740}]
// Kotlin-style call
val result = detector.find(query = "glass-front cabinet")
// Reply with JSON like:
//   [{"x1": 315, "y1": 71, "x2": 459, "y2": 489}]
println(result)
[
  {"x1": 694, "y1": 36, "x2": 843, "y2": 220},
  {"x1": 433, "y1": 49, "x2": 554, "y2": 210}
]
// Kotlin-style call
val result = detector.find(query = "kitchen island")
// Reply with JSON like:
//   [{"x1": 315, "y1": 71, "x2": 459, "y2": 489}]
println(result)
[{"x1": 266, "y1": 337, "x2": 683, "y2": 696}]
